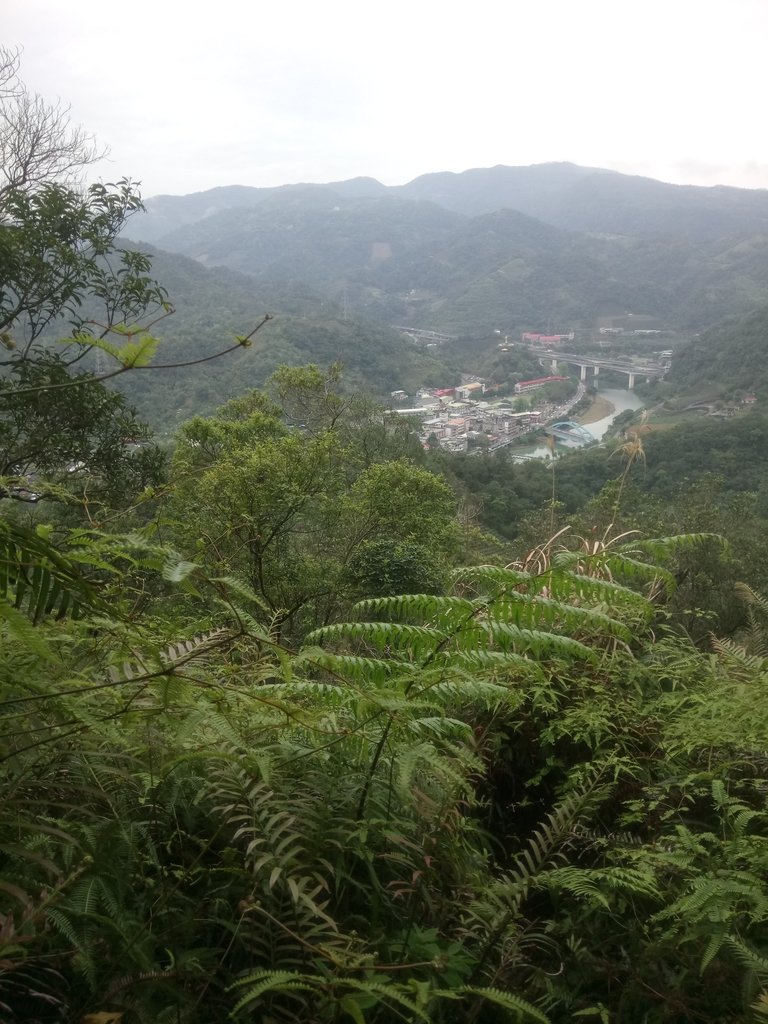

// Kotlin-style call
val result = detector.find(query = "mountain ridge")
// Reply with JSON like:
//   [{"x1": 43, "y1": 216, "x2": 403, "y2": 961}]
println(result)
[{"x1": 125, "y1": 162, "x2": 768, "y2": 246}]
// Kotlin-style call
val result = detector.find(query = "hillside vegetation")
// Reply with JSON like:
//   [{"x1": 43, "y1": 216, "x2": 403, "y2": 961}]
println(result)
[
  {"x1": 6, "y1": 75, "x2": 768, "y2": 1020},
  {"x1": 49, "y1": 245, "x2": 457, "y2": 432},
  {"x1": 668, "y1": 303, "x2": 768, "y2": 399},
  {"x1": 122, "y1": 165, "x2": 768, "y2": 338}
]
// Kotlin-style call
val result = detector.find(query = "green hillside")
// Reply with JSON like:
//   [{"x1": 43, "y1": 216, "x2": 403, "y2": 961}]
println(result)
[
  {"x1": 111, "y1": 248, "x2": 456, "y2": 431},
  {"x1": 121, "y1": 176, "x2": 768, "y2": 339},
  {"x1": 10, "y1": 152, "x2": 768, "y2": 1024},
  {"x1": 400, "y1": 162, "x2": 768, "y2": 240},
  {"x1": 668, "y1": 303, "x2": 768, "y2": 399}
]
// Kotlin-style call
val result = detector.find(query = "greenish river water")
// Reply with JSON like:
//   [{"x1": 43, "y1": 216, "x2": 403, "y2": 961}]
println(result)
[{"x1": 511, "y1": 388, "x2": 645, "y2": 460}]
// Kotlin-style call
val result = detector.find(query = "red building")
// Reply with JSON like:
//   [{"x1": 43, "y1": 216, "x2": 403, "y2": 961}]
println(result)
[{"x1": 514, "y1": 375, "x2": 569, "y2": 395}]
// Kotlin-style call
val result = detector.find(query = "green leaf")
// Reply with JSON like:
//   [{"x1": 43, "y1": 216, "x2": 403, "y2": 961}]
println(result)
[
  {"x1": 454, "y1": 986, "x2": 551, "y2": 1023},
  {"x1": 340, "y1": 994, "x2": 368, "y2": 1024}
]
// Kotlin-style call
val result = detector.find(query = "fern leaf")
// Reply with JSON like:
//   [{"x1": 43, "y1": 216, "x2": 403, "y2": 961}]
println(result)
[
  {"x1": 455, "y1": 986, "x2": 551, "y2": 1023},
  {"x1": 307, "y1": 620, "x2": 447, "y2": 655},
  {"x1": 229, "y1": 970, "x2": 315, "y2": 1014},
  {"x1": 700, "y1": 928, "x2": 727, "y2": 974}
]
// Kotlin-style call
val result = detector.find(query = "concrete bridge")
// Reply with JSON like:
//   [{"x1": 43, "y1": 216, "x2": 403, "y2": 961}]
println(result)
[
  {"x1": 391, "y1": 326, "x2": 457, "y2": 344},
  {"x1": 532, "y1": 348, "x2": 669, "y2": 389},
  {"x1": 544, "y1": 421, "x2": 596, "y2": 446}
]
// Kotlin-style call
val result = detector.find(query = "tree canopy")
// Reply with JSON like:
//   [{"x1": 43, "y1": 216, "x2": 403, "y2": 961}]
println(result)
[{"x1": 4, "y1": 48, "x2": 768, "y2": 1024}]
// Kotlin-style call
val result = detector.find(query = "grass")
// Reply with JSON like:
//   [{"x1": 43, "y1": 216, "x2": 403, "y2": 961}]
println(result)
[{"x1": 576, "y1": 394, "x2": 615, "y2": 425}]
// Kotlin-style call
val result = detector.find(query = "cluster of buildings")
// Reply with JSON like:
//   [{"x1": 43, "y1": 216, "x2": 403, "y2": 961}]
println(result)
[{"x1": 391, "y1": 382, "x2": 544, "y2": 453}]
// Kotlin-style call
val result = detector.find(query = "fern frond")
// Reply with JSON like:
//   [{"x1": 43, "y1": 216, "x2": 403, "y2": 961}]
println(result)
[
  {"x1": 628, "y1": 533, "x2": 725, "y2": 560},
  {"x1": 700, "y1": 928, "x2": 727, "y2": 974},
  {"x1": 0, "y1": 519, "x2": 105, "y2": 622},
  {"x1": 307, "y1": 620, "x2": 447, "y2": 655},
  {"x1": 543, "y1": 569, "x2": 654, "y2": 619},
  {"x1": 452, "y1": 564, "x2": 533, "y2": 592},
  {"x1": 725, "y1": 935, "x2": 768, "y2": 977},
  {"x1": 354, "y1": 592, "x2": 480, "y2": 626},
  {"x1": 735, "y1": 581, "x2": 768, "y2": 616},
  {"x1": 229, "y1": 969, "x2": 315, "y2": 1014},
  {"x1": 541, "y1": 865, "x2": 661, "y2": 907},
  {"x1": 489, "y1": 590, "x2": 634, "y2": 643},
  {"x1": 454, "y1": 985, "x2": 552, "y2": 1023},
  {"x1": 482, "y1": 621, "x2": 598, "y2": 662},
  {"x1": 331, "y1": 977, "x2": 432, "y2": 1022},
  {"x1": 305, "y1": 650, "x2": 412, "y2": 686},
  {"x1": 570, "y1": 549, "x2": 675, "y2": 592}
]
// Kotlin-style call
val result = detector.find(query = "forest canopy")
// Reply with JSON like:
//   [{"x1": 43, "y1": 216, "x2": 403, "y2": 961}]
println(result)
[{"x1": 3, "y1": 51, "x2": 768, "y2": 1024}]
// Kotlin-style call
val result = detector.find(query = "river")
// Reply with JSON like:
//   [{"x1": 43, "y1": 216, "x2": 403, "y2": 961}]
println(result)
[
  {"x1": 509, "y1": 388, "x2": 645, "y2": 459},
  {"x1": 579, "y1": 387, "x2": 646, "y2": 441}
]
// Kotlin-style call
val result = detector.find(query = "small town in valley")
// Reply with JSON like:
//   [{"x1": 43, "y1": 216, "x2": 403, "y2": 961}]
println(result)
[
  {"x1": 390, "y1": 374, "x2": 589, "y2": 454},
  {"x1": 389, "y1": 325, "x2": 677, "y2": 455}
]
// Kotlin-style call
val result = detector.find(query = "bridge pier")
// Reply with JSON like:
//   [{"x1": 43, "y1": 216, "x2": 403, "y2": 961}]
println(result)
[{"x1": 529, "y1": 347, "x2": 667, "y2": 386}]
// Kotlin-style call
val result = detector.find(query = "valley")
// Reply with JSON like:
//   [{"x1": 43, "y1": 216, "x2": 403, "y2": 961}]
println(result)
[
  {"x1": 7, "y1": 9, "x2": 768, "y2": 1018},
  {"x1": 7, "y1": 153, "x2": 768, "y2": 1024}
]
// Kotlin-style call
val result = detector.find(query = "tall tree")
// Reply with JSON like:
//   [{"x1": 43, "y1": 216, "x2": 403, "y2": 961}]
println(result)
[
  {"x1": 0, "y1": 49, "x2": 170, "y2": 513},
  {"x1": 170, "y1": 375, "x2": 458, "y2": 639}
]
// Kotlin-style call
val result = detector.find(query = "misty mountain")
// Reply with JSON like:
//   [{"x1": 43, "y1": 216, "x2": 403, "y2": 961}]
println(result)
[
  {"x1": 124, "y1": 162, "x2": 768, "y2": 246},
  {"x1": 396, "y1": 163, "x2": 768, "y2": 241},
  {"x1": 128, "y1": 177, "x2": 388, "y2": 243},
  {"x1": 154, "y1": 192, "x2": 463, "y2": 287},
  {"x1": 124, "y1": 187, "x2": 768, "y2": 336},
  {"x1": 114, "y1": 162, "x2": 768, "y2": 360}
]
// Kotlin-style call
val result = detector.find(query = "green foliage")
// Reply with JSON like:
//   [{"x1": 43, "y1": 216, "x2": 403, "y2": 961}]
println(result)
[
  {"x1": 0, "y1": 351, "x2": 166, "y2": 513},
  {"x1": 3, "y1": 396, "x2": 768, "y2": 1023},
  {"x1": 6, "y1": 119, "x2": 768, "y2": 1021},
  {"x1": 0, "y1": 166, "x2": 172, "y2": 523},
  {"x1": 0, "y1": 518, "x2": 103, "y2": 625},
  {"x1": 669, "y1": 303, "x2": 768, "y2": 401},
  {"x1": 345, "y1": 539, "x2": 445, "y2": 597},
  {"x1": 169, "y1": 372, "x2": 458, "y2": 641},
  {"x1": 0, "y1": 178, "x2": 166, "y2": 343}
]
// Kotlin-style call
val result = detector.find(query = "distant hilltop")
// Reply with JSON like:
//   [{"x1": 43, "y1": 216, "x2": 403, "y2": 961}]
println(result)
[
  {"x1": 119, "y1": 161, "x2": 768, "y2": 348},
  {"x1": 125, "y1": 162, "x2": 768, "y2": 245}
]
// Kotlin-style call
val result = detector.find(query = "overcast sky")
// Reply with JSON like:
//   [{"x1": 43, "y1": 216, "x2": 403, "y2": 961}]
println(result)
[{"x1": 6, "y1": 0, "x2": 768, "y2": 199}]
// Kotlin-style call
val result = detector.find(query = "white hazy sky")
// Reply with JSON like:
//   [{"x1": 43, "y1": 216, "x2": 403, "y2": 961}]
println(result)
[{"x1": 5, "y1": 0, "x2": 768, "y2": 198}]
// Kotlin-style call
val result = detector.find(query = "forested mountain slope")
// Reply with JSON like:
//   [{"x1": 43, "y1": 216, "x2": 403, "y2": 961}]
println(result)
[
  {"x1": 126, "y1": 162, "x2": 768, "y2": 244},
  {"x1": 109, "y1": 248, "x2": 456, "y2": 430},
  {"x1": 398, "y1": 162, "x2": 768, "y2": 240},
  {"x1": 668, "y1": 303, "x2": 768, "y2": 398},
  {"x1": 155, "y1": 192, "x2": 463, "y2": 287},
  {"x1": 9, "y1": 58, "x2": 768, "y2": 1024},
  {"x1": 122, "y1": 169, "x2": 768, "y2": 337}
]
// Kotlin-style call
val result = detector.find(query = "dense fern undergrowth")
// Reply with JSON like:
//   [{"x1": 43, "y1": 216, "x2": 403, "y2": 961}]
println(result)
[
  {"x1": 5, "y1": 62, "x2": 768, "y2": 1021},
  {"x1": 3, "y1": 511, "x2": 768, "y2": 1024}
]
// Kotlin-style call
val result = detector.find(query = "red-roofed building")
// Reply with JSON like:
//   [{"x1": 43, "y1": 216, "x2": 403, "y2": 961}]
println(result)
[
  {"x1": 521, "y1": 332, "x2": 575, "y2": 346},
  {"x1": 514, "y1": 375, "x2": 569, "y2": 395}
]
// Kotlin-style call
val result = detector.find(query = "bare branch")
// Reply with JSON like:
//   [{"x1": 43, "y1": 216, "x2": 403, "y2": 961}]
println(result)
[{"x1": 0, "y1": 45, "x2": 103, "y2": 209}]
